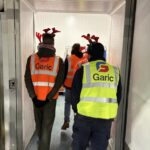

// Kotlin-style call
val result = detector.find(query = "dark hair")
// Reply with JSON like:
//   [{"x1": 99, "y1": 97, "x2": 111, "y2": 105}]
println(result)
[
  {"x1": 71, "y1": 43, "x2": 83, "y2": 58},
  {"x1": 87, "y1": 42, "x2": 105, "y2": 60},
  {"x1": 42, "y1": 33, "x2": 54, "y2": 44}
]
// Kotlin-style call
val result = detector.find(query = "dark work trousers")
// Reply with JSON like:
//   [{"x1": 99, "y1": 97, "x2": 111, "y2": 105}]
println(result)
[
  {"x1": 64, "y1": 88, "x2": 71, "y2": 122},
  {"x1": 34, "y1": 100, "x2": 56, "y2": 150},
  {"x1": 72, "y1": 114, "x2": 112, "y2": 150}
]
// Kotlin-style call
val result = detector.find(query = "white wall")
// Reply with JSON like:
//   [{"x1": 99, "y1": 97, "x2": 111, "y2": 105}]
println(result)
[
  {"x1": 35, "y1": 12, "x2": 111, "y2": 59},
  {"x1": 125, "y1": 0, "x2": 150, "y2": 149},
  {"x1": 20, "y1": 1, "x2": 35, "y2": 148},
  {"x1": 109, "y1": 3, "x2": 125, "y2": 67}
]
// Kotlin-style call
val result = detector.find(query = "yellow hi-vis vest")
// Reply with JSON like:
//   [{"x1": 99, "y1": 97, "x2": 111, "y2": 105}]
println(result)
[{"x1": 77, "y1": 60, "x2": 120, "y2": 119}]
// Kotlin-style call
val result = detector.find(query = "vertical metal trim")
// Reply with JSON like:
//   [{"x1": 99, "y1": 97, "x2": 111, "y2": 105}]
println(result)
[
  {"x1": 115, "y1": 0, "x2": 137, "y2": 150},
  {"x1": 14, "y1": 0, "x2": 23, "y2": 149},
  {"x1": 0, "y1": 14, "x2": 5, "y2": 150}
]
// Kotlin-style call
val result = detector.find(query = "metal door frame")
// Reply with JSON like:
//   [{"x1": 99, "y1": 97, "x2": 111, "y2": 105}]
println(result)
[
  {"x1": 115, "y1": 0, "x2": 137, "y2": 149},
  {"x1": 0, "y1": 0, "x2": 23, "y2": 149},
  {"x1": 0, "y1": 14, "x2": 5, "y2": 150},
  {"x1": 15, "y1": 0, "x2": 23, "y2": 149}
]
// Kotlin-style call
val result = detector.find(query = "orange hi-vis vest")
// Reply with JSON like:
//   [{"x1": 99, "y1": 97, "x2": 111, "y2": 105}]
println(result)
[
  {"x1": 30, "y1": 54, "x2": 60, "y2": 101},
  {"x1": 64, "y1": 55, "x2": 87, "y2": 88}
]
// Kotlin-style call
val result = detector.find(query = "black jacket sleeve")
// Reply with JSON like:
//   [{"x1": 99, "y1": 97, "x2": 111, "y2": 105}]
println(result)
[
  {"x1": 46, "y1": 57, "x2": 65, "y2": 100},
  {"x1": 117, "y1": 75, "x2": 122, "y2": 104},
  {"x1": 24, "y1": 56, "x2": 36, "y2": 99},
  {"x1": 63, "y1": 57, "x2": 68, "y2": 82},
  {"x1": 71, "y1": 67, "x2": 83, "y2": 113}
]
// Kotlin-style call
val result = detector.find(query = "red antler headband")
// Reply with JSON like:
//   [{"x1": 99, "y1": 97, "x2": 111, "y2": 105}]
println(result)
[
  {"x1": 81, "y1": 34, "x2": 99, "y2": 43},
  {"x1": 91, "y1": 35, "x2": 99, "y2": 43},
  {"x1": 36, "y1": 32, "x2": 42, "y2": 43},
  {"x1": 36, "y1": 27, "x2": 61, "y2": 43},
  {"x1": 81, "y1": 33, "x2": 92, "y2": 43},
  {"x1": 43, "y1": 28, "x2": 51, "y2": 33}
]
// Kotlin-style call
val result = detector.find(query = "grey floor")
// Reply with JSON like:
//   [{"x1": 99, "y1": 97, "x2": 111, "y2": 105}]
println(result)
[
  {"x1": 26, "y1": 96, "x2": 74, "y2": 150},
  {"x1": 26, "y1": 96, "x2": 112, "y2": 150}
]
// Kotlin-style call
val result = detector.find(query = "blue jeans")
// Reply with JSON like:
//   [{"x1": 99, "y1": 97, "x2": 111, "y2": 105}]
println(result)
[
  {"x1": 72, "y1": 114, "x2": 112, "y2": 150},
  {"x1": 64, "y1": 88, "x2": 71, "y2": 122}
]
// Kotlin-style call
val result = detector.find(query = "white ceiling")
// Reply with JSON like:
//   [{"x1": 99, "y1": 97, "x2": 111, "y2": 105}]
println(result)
[{"x1": 27, "y1": 0, "x2": 125, "y2": 14}]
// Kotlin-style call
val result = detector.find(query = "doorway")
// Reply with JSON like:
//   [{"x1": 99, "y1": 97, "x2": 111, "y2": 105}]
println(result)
[{"x1": 0, "y1": 0, "x2": 137, "y2": 149}]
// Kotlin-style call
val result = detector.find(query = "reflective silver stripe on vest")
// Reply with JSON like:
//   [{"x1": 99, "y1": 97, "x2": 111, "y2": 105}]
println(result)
[
  {"x1": 66, "y1": 75, "x2": 73, "y2": 79},
  {"x1": 31, "y1": 54, "x2": 35, "y2": 74},
  {"x1": 53, "y1": 56, "x2": 59, "y2": 72},
  {"x1": 80, "y1": 97, "x2": 117, "y2": 103},
  {"x1": 85, "y1": 63, "x2": 90, "y2": 84},
  {"x1": 33, "y1": 82, "x2": 54, "y2": 87},
  {"x1": 82, "y1": 82, "x2": 116, "y2": 88},
  {"x1": 33, "y1": 70, "x2": 57, "y2": 76},
  {"x1": 68, "y1": 57, "x2": 75, "y2": 72},
  {"x1": 31, "y1": 55, "x2": 59, "y2": 76},
  {"x1": 114, "y1": 67, "x2": 119, "y2": 87}
]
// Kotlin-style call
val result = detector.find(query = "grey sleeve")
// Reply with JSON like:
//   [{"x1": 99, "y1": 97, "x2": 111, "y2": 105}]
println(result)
[
  {"x1": 24, "y1": 56, "x2": 36, "y2": 99},
  {"x1": 46, "y1": 57, "x2": 65, "y2": 100}
]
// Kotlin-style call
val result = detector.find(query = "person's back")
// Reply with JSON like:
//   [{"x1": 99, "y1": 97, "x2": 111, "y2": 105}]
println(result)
[
  {"x1": 78, "y1": 59, "x2": 119, "y2": 119},
  {"x1": 64, "y1": 54, "x2": 84, "y2": 88},
  {"x1": 25, "y1": 28, "x2": 64, "y2": 150},
  {"x1": 71, "y1": 38, "x2": 122, "y2": 150},
  {"x1": 61, "y1": 43, "x2": 86, "y2": 130}
]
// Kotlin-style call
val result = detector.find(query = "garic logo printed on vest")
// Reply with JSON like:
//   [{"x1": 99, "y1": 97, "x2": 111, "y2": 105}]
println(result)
[
  {"x1": 35, "y1": 58, "x2": 53, "y2": 71},
  {"x1": 93, "y1": 62, "x2": 114, "y2": 82},
  {"x1": 96, "y1": 62, "x2": 109, "y2": 72}
]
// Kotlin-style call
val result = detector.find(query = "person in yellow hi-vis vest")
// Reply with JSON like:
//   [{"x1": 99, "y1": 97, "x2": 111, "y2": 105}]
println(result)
[{"x1": 71, "y1": 35, "x2": 122, "y2": 150}]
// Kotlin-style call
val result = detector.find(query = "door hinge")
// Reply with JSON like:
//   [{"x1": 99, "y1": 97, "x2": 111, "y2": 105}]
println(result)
[{"x1": 9, "y1": 79, "x2": 16, "y2": 89}]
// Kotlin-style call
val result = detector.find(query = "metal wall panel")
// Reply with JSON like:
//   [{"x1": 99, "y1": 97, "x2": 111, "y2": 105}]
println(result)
[
  {"x1": 0, "y1": 0, "x2": 24, "y2": 149},
  {"x1": 20, "y1": 0, "x2": 35, "y2": 148},
  {"x1": 109, "y1": 2, "x2": 125, "y2": 67},
  {"x1": 107, "y1": 3, "x2": 125, "y2": 149},
  {"x1": 125, "y1": 0, "x2": 150, "y2": 149},
  {"x1": 0, "y1": 0, "x2": 19, "y2": 149},
  {"x1": 0, "y1": 14, "x2": 5, "y2": 150}
]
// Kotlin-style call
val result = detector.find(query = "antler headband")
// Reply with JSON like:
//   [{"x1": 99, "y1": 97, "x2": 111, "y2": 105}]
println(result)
[
  {"x1": 81, "y1": 33, "x2": 99, "y2": 43},
  {"x1": 36, "y1": 27, "x2": 61, "y2": 43}
]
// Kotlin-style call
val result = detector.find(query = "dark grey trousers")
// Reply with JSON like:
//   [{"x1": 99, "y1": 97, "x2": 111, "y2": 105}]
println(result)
[{"x1": 34, "y1": 100, "x2": 56, "y2": 150}]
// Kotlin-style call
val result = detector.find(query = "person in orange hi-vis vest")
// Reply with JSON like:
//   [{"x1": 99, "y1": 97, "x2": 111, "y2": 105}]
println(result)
[
  {"x1": 24, "y1": 28, "x2": 64, "y2": 150},
  {"x1": 80, "y1": 46, "x2": 89, "y2": 65},
  {"x1": 61, "y1": 43, "x2": 87, "y2": 130}
]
